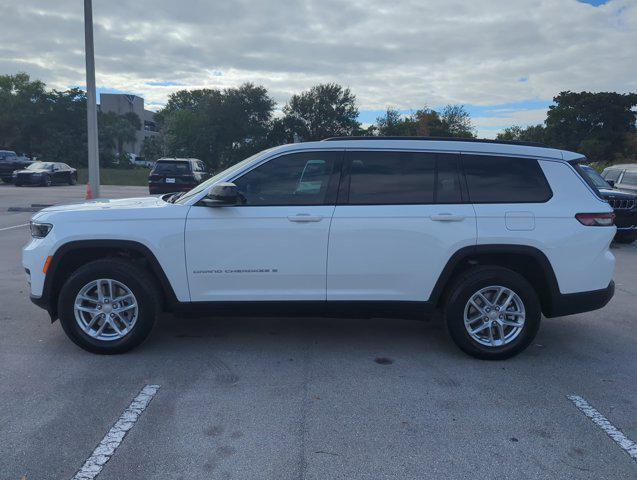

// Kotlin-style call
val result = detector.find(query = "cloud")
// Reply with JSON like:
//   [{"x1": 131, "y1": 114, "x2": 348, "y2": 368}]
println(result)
[{"x1": 1, "y1": 0, "x2": 636, "y2": 137}]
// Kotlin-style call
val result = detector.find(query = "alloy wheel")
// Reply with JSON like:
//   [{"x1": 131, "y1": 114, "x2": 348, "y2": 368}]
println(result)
[
  {"x1": 74, "y1": 278, "x2": 139, "y2": 341},
  {"x1": 463, "y1": 285, "x2": 526, "y2": 347}
]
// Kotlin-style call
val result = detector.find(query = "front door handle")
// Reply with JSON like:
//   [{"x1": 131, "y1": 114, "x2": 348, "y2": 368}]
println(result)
[
  {"x1": 431, "y1": 213, "x2": 466, "y2": 222},
  {"x1": 287, "y1": 214, "x2": 323, "y2": 223}
]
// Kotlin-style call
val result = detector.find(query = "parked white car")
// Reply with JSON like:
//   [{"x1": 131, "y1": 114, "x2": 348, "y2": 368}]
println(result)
[
  {"x1": 601, "y1": 163, "x2": 637, "y2": 194},
  {"x1": 23, "y1": 138, "x2": 616, "y2": 359}
]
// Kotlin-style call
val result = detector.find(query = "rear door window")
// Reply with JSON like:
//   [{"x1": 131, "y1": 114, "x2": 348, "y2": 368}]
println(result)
[
  {"x1": 346, "y1": 151, "x2": 436, "y2": 204},
  {"x1": 462, "y1": 155, "x2": 552, "y2": 203}
]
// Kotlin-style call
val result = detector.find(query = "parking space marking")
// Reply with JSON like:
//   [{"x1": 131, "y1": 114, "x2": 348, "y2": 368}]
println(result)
[
  {"x1": 567, "y1": 394, "x2": 637, "y2": 461},
  {"x1": 71, "y1": 384, "x2": 160, "y2": 480},
  {"x1": 0, "y1": 223, "x2": 28, "y2": 232}
]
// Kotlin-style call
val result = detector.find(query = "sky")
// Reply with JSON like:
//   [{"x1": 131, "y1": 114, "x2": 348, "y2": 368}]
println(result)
[{"x1": 0, "y1": 0, "x2": 635, "y2": 138}]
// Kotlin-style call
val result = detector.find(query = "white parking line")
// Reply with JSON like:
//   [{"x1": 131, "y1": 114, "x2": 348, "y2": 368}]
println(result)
[
  {"x1": 567, "y1": 394, "x2": 637, "y2": 461},
  {"x1": 71, "y1": 384, "x2": 160, "y2": 480},
  {"x1": 0, "y1": 223, "x2": 28, "y2": 232}
]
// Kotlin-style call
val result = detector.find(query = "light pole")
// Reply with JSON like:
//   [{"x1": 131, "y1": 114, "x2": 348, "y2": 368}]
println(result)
[{"x1": 84, "y1": 0, "x2": 100, "y2": 198}]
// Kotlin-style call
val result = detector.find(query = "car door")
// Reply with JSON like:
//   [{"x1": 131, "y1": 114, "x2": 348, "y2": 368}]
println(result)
[
  {"x1": 327, "y1": 150, "x2": 476, "y2": 302},
  {"x1": 52, "y1": 163, "x2": 65, "y2": 183},
  {"x1": 185, "y1": 150, "x2": 343, "y2": 302}
]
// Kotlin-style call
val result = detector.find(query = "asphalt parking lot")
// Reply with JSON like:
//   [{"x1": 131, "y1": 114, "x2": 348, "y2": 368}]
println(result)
[{"x1": 0, "y1": 183, "x2": 636, "y2": 479}]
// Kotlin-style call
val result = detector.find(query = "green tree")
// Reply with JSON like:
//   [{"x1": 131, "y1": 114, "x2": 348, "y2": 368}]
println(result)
[
  {"x1": 282, "y1": 83, "x2": 360, "y2": 141},
  {"x1": 440, "y1": 105, "x2": 475, "y2": 138},
  {"x1": 496, "y1": 124, "x2": 546, "y2": 143},
  {"x1": 0, "y1": 72, "x2": 49, "y2": 155},
  {"x1": 140, "y1": 135, "x2": 164, "y2": 162},
  {"x1": 374, "y1": 104, "x2": 475, "y2": 138},
  {"x1": 157, "y1": 83, "x2": 275, "y2": 171},
  {"x1": 98, "y1": 112, "x2": 141, "y2": 166},
  {"x1": 544, "y1": 91, "x2": 637, "y2": 162}
]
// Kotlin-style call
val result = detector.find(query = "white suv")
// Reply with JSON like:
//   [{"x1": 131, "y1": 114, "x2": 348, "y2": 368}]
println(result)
[{"x1": 23, "y1": 138, "x2": 616, "y2": 359}]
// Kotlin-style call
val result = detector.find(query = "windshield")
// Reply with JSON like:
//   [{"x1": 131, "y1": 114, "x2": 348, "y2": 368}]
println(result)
[
  {"x1": 152, "y1": 161, "x2": 191, "y2": 174},
  {"x1": 175, "y1": 149, "x2": 276, "y2": 204},
  {"x1": 581, "y1": 165, "x2": 612, "y2": 189},
  {"x1": 27, "y1": 162, "x2": 54, "y2": 171}
]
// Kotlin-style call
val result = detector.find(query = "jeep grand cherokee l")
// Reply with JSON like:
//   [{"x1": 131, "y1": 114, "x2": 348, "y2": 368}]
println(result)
[{"x1": 23, "y1": 138, "x2": 616, "y2": 359}]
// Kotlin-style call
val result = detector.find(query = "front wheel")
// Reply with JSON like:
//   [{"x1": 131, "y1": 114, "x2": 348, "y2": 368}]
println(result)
[
  {"x1": 41, "y1": 175, "x2": 51, "y2": 187},
  {"x1": 58, "y1": 259, "x2": 160, "y2": 354},
  {"x1": 444, "y1": 266, "x2": 541, "y2": 360}
]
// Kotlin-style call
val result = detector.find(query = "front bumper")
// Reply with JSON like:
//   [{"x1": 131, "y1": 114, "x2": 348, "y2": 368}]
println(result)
[{"x1": 544, "y1": 281, "x2": 615, "y2": 318}]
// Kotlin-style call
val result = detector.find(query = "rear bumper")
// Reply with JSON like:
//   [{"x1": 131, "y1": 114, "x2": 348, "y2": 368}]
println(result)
[{"x1": 544, "y1": 281, "x2": 615, "y2": 318}]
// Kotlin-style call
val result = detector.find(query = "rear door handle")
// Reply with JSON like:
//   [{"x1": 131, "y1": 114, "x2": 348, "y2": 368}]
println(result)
[
  {"x1": 287, "y1": 214, "x2": 323, "y2": 223},
  {"x1": 431, "y1": 213, "x2": 466, "y2": 222}
]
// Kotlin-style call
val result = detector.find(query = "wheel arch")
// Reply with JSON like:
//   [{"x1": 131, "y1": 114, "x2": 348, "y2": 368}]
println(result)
[
  {"x1": 43, "y1": 239, "x2": 178, "y2": 320},
  {"x1": 430, "y1": 244, "x2": 560, "y2": 316}
]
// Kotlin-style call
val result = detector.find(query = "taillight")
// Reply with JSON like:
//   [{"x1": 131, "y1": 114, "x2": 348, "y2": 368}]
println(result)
[{"x1": 575, "y1": 212, "x2": 615, "y2": 226}]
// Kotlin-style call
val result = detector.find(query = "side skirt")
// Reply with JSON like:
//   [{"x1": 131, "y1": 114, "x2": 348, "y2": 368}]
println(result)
[{"x1": 171, "y1": 300, "x2": 436, "y2": 320}]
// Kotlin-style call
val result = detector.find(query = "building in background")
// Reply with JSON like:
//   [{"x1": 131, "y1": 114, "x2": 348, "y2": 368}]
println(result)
[{"x1": 98, "y1": 93, "x2": 158, "y2": 156}]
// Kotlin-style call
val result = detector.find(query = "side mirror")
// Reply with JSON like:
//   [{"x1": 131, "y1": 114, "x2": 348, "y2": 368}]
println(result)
[
  {"x1": 607, "y1": 180, "x2": 615, "y2": 188},
  {"x1": 200, "y1": 182, "x2": 241, "y2": 207}
]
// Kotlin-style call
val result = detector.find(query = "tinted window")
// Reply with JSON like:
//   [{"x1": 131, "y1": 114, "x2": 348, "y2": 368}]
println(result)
[
  {"x1": 463, "y1": 155, "x2": 552, "y2": 203},
  {"x1": 347, "y1": 151, "x2": 436, "y2": 204},
  {"x1": 603, "y1": 169, "x2": 622, "y2": 182},
  {"x1": 622, "y1": 172, "x2": 637, "y2": 186},
  {"x1": 580, "y1": 165, "x2": 610, "y2": 189},
  {"x1": 233, "y1": 151, "x2": 339, "y2": 205},
  {"x1": 153, "y1": 161, "x2": 191, "y2": 174},
  {"x1": 436, "y1": 156, "x2": 463, "y2": 203}
]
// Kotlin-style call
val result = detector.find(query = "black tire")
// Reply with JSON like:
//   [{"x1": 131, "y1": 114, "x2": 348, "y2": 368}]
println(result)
[
  {"x1": 41, "y1": 174, "x2": 51, "y2": 187},
  {"x1": 58, "y1": 259, "x2": 161, "y2": 354},
  {"x1": 68, "y1": 174, "x2": 77, "y2": 185},
  {"x1": 615, "y1": 236, "x2": 636, "y2": 244},
  {"x1": 14, "y1": 181, "x2": 22, "y2": 187},
  {"x1": 444, "y1": 266, "x2": 541, "y2": 360}
]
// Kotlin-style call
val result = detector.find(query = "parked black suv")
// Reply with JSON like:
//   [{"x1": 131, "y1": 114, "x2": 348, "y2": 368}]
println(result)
[
  {"x1": 148, "y1": 158, "x2": 211, "y2": 195},
  {"x1": 581, "y1": 165, "x2": 637, "y2": 244},
  {"x1": 0, "y1": 150, "x2": 32, "y2": 183}
]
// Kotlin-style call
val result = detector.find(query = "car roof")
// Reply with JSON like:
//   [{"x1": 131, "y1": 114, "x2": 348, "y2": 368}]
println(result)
[
  {"x1": 604, "y1": 164, "x2": 637, "y2": 171},
  {"x1": 156, "y1": 158, "x2": 191, "y2": 162},
  {"x1": 262, "y1": 138, "x2": 580, "y2": 162}
]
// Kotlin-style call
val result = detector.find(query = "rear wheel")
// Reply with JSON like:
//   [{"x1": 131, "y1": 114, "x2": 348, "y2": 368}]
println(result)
[
  {"x1": 444, "y1": 266, "x2": 541, "y2": 360},
  {"x1": 58, "y1": 259, "x2": 160, "y2": 354}
]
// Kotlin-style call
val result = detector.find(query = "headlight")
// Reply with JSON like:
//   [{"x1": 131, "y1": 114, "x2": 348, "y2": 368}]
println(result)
[{"x1": 30, "y1": 221, "x2": 53, "y2": 238}]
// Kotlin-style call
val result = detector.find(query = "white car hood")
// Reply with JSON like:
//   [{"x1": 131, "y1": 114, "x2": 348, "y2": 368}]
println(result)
[{"x1": 38, "y1": 196, "x2": 164, "y2": 213}]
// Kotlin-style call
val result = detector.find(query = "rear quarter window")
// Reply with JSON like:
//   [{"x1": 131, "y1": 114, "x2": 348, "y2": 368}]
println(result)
[{"x1": 462, "y1": 155, "x2": 552, "y2": 203}]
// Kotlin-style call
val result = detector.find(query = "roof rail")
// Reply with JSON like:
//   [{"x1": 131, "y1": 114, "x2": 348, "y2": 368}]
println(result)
[{"x1": 322, "y1": 136, "x2": 550, "y2": 148}]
